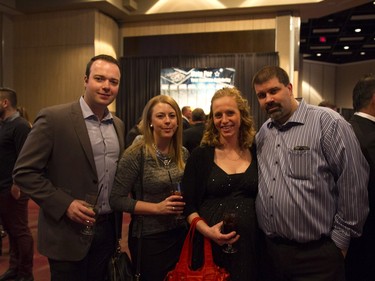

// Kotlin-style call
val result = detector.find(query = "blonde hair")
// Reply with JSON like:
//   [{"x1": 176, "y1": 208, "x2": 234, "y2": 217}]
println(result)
[
  {"x1": 129, "y1": 95, "x2": 185, "y2": 171},
  {"x1": 201, "y1": 87, "x2": 256, "y2": 149}
]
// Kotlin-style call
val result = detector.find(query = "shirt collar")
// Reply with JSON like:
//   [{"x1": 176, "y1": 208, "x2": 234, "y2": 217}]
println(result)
[
  {"x1": 3, "y1": 111, "x2": 20, "y2": 123},
  {"x1": 354, "y1": 112, "x2": 375, "y2": 122},
  {"x1": 267, "y1": 99, "x2": 306, "y2": 131},
  {"x1": 79, "y1": 97, "x2": 113, "y2": 123}
]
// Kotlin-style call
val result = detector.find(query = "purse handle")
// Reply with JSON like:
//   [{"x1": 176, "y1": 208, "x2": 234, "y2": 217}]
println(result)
[{"x1": 178, "y1": 217, "x2": 216, "y2": 269}]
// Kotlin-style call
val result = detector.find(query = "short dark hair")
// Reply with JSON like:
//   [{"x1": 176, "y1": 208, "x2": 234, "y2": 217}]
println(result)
[
  {"x1": 0, "y1": 87, "x2": 17, "y2": 107},
  {"x1": 85, "y1": 54, "x2": 120, "y2": 77},
  {"x1": 252, "y1": 65, "x2": 290, "y2": 88},
  {"x1": 352, "y1": 74, "x2": 375, "y2": 112},
  {"x1": 191, "y1": 108, "x2": 206, "y2": 122}
]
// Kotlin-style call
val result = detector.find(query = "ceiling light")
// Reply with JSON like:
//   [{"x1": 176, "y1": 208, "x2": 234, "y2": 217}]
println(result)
[
  {"x1": 339, "y1": 37, "x2": 364, "y2": 41},
  {"x1": 316, "y1": 53, "x2": 322, "y2": 57},
  {"x1": 363, "y1": 44, "x2": 375, "y2": 48},
  {"x1": 310, "y1": 46, "x2": 331, "y2": 50},
  {"x1": 351, "y1": 14, "x2": 375, "y2": 20},
  {"x1": 354, "y1": 28, "x2": 361, "y2": 33},
  {"x1": 332, "y1": 51, "x2": 352, "y2": 55},
  {"x1": 343, "y1": 46, "x2": 349, "y2": 50},
  {"x1": 360, "y1": 52, "x2": 366, "y2": 55},
  {"x1": 312, "y1": 28, "x2": 340, "y2": 34}
]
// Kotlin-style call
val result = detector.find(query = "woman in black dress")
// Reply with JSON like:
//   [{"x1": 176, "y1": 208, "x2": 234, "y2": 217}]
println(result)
[{"x1": 182, "y1": 87, "x2": 259, "y2": 280}]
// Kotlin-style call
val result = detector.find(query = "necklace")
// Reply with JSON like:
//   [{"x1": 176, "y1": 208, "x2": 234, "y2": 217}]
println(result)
[{"x1": 153, "y1": 144, "x2": 172, "y2": 168}]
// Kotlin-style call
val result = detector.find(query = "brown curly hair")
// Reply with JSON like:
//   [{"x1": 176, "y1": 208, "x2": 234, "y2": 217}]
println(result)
[{"x1": 201, "y1": 87, "x2": 256, "y2": 149}]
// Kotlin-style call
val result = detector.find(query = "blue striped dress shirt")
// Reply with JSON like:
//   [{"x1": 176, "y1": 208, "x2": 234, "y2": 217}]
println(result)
[{"x1": 255, "y1": 99, "x2": 369, "y2": 250}]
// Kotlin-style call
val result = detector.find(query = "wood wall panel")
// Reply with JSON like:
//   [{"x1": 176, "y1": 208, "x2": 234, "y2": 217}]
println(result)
[
  {"x1": 11, "y1": 9, "x2": 119, "y2": 121},
  {"x1": 120, "y1": 15, "x2": 275, "y2": 37}
]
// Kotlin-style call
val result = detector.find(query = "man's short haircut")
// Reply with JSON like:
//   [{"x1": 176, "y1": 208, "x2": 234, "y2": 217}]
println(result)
[
  {"x1": 252, "y1": 65, "x2": 290, "y2": 88},
  {"x1": 85, "y1": 54, "x2": 120, "y2": 77},
  {"x1": 352, "y1": 74, "x2": 375, "y2": 112},
  {"x1": 191, "y1": 108, "x2": 206, "y2": 122},
  {"x1": 0, "y1": 87, "x2": 17, "y2": 107}
]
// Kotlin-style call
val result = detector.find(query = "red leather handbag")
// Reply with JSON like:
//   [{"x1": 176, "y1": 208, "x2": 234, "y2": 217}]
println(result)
[{"x1": 165, "y1": 217, "x2": 230, "y2": 281}]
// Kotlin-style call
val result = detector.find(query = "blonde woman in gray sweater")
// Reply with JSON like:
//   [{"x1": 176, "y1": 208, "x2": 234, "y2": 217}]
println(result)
[{"x1": 110, "y1": 95, "x2": 189, "y2": 281}]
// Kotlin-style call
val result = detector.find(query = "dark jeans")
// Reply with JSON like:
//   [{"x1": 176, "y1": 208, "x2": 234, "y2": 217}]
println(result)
[
  {"x1": 262, "y1": 235, "x2": 345, "y2": 281},
  {"x1": 0, "y1": 190, "x2": 34, "y2": 277},
  {"x1": 49, "y1": 213, "x2": 116, "y2": 281}
]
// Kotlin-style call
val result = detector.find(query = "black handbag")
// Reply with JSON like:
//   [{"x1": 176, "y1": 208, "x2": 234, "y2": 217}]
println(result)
[{"x1": 108, "y1": 242, "x2": 134, "y2": 281}]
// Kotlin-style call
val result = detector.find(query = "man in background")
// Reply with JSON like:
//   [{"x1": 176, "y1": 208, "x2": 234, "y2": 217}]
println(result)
[
  {"x1": 181, "y1": 105, "x2": 192, "y2": 130},
  {"x1": 183, "y1": 107, "x2": 206, "y2": 153},
  {"x1": 13, "y1": 54, "x2": 125, "y2": 281},
  {"x1": 253, "y1": 65, "x2": 369, "y2": 281},
  {"x1": 0, "y1": 87, "x2": 34, "y2": 281},
  {"x1": 346, "y1": 74, "x2": 375, "y2": 281}
]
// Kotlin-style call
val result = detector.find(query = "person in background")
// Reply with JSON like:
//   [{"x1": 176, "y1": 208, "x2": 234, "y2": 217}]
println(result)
[
  {"x1": 0, "y1": 87, "x2": 34, "y2": 281},
  {"x1": 345, "y1": 74, "x2": 375, "y2": 281},
  {"x1": 17, "y1": 106, "x2": 32, "y2": 127},
  {"x1": 252, "y1": 65, "x2": 369, "y2": 281},
  {"x1": 13, "y1": 54, "x2": 125, "y2": 281},
  {"x1": 110, "y1": 95, "x2": 189, "y2": 281},
  {"x1": 182, "y1": 107, "x2": 206, "y2": 153},
  {"x1": 125, "y1": 117, "x2": 142, "y2": 148},
  {"x1": 181, "y1": 105, "x2": 192, "y2": 130},
  {"x1": 182, "y1": 87, "x2": 260, "y2": 280},
  {"x1": 318, "y1": 100, "x2": 338, "y2": 111}
]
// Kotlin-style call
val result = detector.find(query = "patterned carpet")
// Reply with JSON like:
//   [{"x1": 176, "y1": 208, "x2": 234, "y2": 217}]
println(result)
[{"x1": 0, "y1": 200, "x2": 130, "y2": 281}]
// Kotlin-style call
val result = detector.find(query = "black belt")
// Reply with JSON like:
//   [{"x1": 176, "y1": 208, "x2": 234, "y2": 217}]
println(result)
[
  {"x1": 96, "y1": 212, "x2": 114, "y2": 224},
  {"x1": 267, "y1": 235, "x2": 330, "y2": 247}
]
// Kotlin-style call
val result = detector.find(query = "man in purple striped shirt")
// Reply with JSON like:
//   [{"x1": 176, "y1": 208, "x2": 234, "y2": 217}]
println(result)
[{"x1": 252, "y1": 65, "x2": 369, "y2": 281}]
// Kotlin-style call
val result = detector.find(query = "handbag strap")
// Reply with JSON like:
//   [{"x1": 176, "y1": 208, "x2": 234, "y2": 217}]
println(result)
[
  {"x1": 177, "y1": 217, "x2": 217, "y2": 269},
  {"x1": 135, "y1": 147, "x2": 144, "y2": 280}
]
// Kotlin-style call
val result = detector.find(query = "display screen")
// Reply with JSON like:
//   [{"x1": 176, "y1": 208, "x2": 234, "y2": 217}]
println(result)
[{"x1": 161, "y1": 67, "x2": 235, "y2": 114}]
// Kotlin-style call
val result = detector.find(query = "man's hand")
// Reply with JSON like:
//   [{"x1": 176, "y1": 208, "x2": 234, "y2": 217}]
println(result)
[
  {"x1": 65, "y1": 200, "x2": 96, "y2": 225},
  {"x1": 10, "y1": 184, "x2": 21, "y2": 200}
]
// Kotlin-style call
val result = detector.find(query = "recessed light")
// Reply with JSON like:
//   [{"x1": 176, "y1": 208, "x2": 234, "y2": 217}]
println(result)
[
  {"x1": 313, "y1": 28, "x2": 340, "y2": 34},
  {"x1": 355, "y1": 28, "x2": 361, "y2": 33},
  {"x1": 317, "y1": 53, "x2": 322, "y2": 57},
  {"x1": 360, "y1": 52, "x2": 366, "y2": 55},
  {"x1": 343, "y1": 46, "x2": 349, "y2": 50}
]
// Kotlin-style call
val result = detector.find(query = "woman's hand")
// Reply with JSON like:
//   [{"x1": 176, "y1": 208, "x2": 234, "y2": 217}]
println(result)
[
  {"x1": 157, "y1": 194, "x2": 186, "y2": 215},
  {"x1": 208, "y1": 221, "x2": 240, "y2": 246}
]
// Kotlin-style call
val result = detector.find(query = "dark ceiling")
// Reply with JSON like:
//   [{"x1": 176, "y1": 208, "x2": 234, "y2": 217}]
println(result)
[{"x1": 300, "y1": 1, "x2": 375, "y2": 64}]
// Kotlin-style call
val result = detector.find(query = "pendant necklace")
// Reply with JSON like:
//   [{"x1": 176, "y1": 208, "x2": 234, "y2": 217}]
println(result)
[{"x1": 153, "y1": 144, "x2": 172, "y2": 168}]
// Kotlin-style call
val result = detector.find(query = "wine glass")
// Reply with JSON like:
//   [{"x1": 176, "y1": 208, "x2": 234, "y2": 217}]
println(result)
[
  {"x1": 80, "y1": 193, "x2": 99, "y2": 236},
  {"x1": 170, "y1": 182, "x2": 185, "y2": 222},
  {"x1": 221, "y1": 211, "x2": 238, "y2": 254}
]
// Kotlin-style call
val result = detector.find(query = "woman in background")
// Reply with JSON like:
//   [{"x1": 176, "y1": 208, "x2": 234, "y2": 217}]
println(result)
[
  {"x1": 182, "y1": 87, "x2": 260, "y2": 280},
  {"x1": 110, "y1": 95, "x2": 189, "y2": 281}
]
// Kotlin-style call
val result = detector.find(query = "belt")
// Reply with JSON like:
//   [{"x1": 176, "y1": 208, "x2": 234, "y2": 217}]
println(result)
[
  {"x1": 267, "y1": 235, "x2": 330, "y2": 247},
  {"x1": 96, "y1": 212, "x2": 114, "y2": 224}
]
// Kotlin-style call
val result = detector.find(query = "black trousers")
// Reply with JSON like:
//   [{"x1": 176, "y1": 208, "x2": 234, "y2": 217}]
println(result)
[
  {"x1": 129, "y1": 226, "x2": 187, "y2": 281},
  {"x1": 261, "y1": 235, "x2": 345, "y2": 281},
  {"x1": 49, "y1": 213, "x2": 116, "y2": 281}
]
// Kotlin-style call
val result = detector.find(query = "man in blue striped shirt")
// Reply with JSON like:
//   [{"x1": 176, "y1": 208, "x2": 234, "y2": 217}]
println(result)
[{"x1": 252, "y1": 66, "x2": 369, "y2": 281}]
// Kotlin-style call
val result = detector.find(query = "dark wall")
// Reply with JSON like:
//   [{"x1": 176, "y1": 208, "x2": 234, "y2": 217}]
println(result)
[{"x1": 123, "y1": 30, "x2": 275, "y2": 56}]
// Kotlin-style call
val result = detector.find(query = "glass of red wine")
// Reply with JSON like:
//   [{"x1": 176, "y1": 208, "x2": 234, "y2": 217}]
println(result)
[
  {"x1": 221, "y1": 211, "x2": 238, "y2": 254},
  {"x1": 170, "y1": 182, "x2": 185, "y2": 222}
]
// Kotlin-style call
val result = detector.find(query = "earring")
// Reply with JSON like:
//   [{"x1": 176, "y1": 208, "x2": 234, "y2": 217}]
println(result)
[{"x1": 150, "y1": 124, "x2": 153, "y2": 127}]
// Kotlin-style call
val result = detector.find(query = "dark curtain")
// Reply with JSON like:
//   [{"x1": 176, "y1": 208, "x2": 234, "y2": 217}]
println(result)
[{"x1": 117, "y1": 52, "x2": 278, "y2": 136}]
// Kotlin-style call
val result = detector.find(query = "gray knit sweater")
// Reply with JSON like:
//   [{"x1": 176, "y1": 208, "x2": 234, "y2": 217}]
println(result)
[{"x1": 110, "y1": 145, "x2": 189, "y2": 237}]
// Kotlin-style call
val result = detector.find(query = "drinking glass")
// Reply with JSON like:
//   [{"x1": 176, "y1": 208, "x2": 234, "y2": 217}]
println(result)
[
  {"x1": 170, "y1": 182, "x2": 185, "y2": 222},
  {"x1": 80, "y1": 193, "x2": 98, "y2": 236},
  {"x1": 221, "y1": 211, "x2": 238, "y2": 254}
]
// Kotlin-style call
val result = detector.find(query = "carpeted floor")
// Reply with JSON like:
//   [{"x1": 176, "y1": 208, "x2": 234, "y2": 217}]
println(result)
[{"x1": 0, "y1": 200, "x2": 131, "y2": 281}]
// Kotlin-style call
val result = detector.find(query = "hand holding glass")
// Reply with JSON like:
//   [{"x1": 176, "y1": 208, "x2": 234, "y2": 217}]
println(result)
[
  {"x1": 170, "y1": 182, "x2": 185, "y2": 222},
  {"x1": 221, "y1": 211, "x2": 238, "y2": 254},
  {"x1": 81, "y1": 193, "x2": 98, "y2": 236}
]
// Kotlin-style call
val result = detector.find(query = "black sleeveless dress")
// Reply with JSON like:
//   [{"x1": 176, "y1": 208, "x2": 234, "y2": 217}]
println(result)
[{"x1": 195, "y1": 159, "x2": 259, "y2": 281}]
